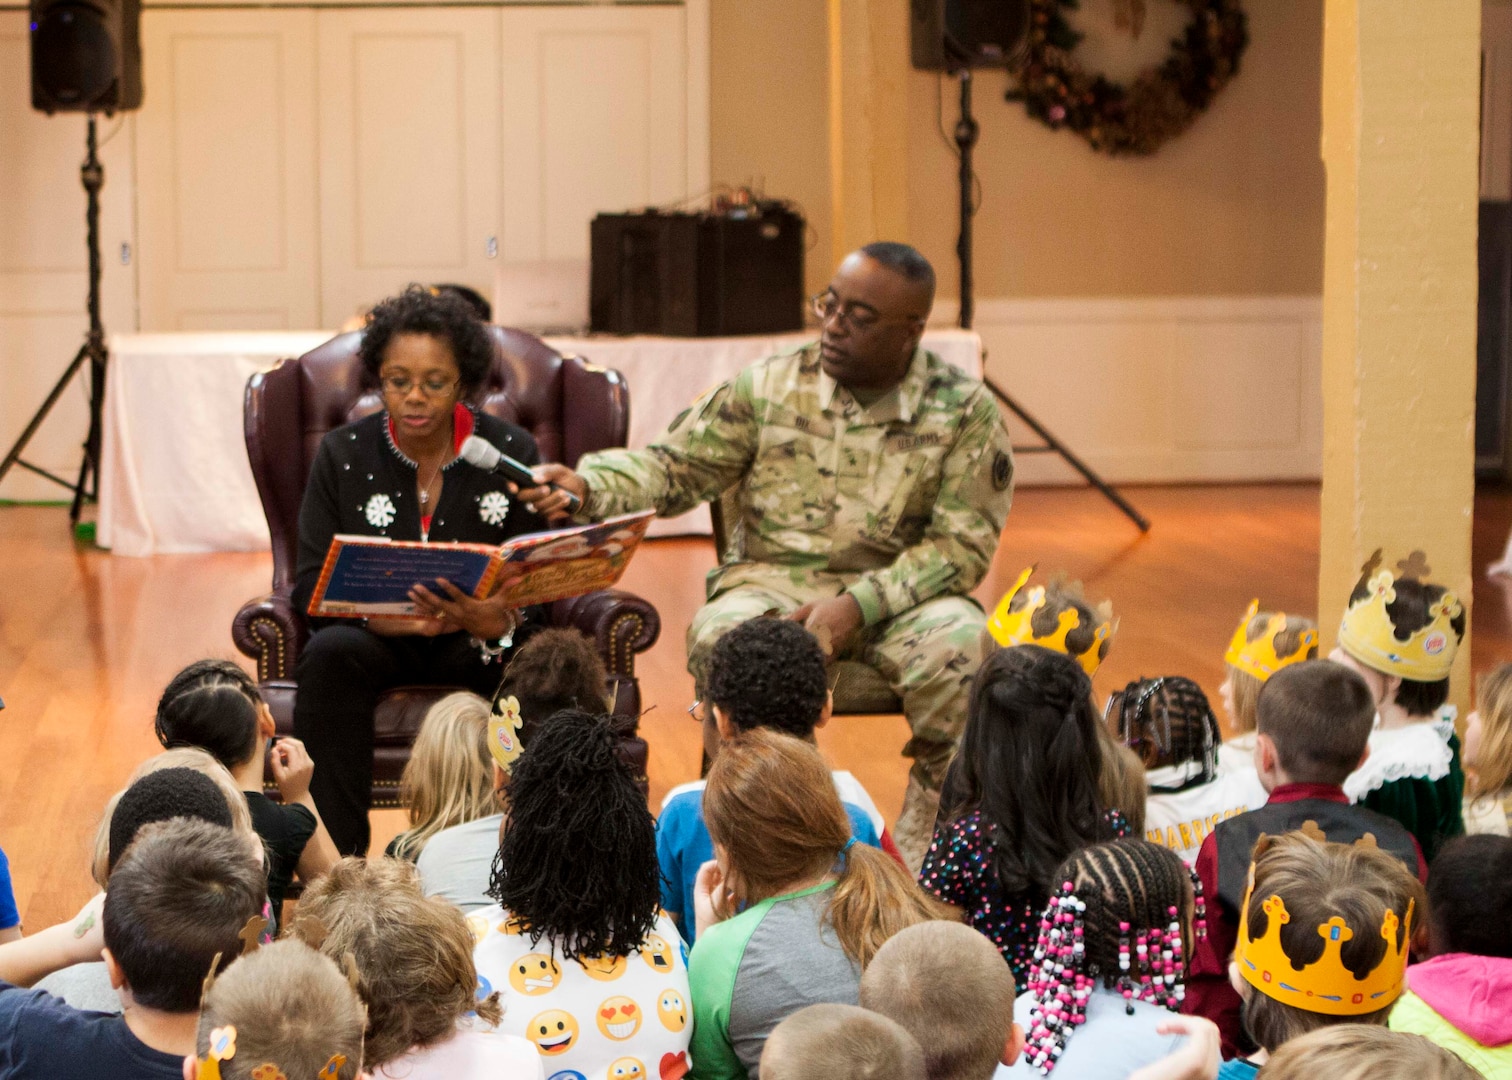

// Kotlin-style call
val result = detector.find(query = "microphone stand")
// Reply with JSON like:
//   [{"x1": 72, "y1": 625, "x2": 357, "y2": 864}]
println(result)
[
  {"x1": 0, "y1": 116, "x2": 110, "y2": 524},
  {"x1": 953, "y1": 69, "x2": 1149, "y2": 532}
]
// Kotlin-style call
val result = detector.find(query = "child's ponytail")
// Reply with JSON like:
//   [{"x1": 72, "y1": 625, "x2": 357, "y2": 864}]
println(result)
[{"x1": 828, "y1": 842, "x2": 955, "y2": 968}]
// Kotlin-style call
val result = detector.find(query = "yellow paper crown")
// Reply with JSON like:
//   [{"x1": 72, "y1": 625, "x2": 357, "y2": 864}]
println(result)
[
  {"x1": 1234, "y1": 865, "x2": 1413, "y2": 1017},
  {"x1": 987, "y1": 567, "x2": 1114, "y2": 676},
  {"x1": 1336, "y1": 550, "x2": 1462, "y2": 682},
  {"x1": 1223, "y1": 600, "x2": 1318, "y2": 682},
  {"x1": 487, "y1": 695, "x2": 525, "y2": 772}
]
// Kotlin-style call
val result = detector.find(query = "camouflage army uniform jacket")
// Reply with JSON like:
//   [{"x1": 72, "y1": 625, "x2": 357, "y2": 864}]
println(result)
[{"x1": 575, "y1": 342, "x2": 1015, "y2": 625}]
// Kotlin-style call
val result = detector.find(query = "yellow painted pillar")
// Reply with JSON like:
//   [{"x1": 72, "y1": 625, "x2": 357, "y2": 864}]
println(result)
[
  {"x1": 1318, "y1": 0, "x2": 1480, "y2": 707},
  {"x1": 828, "y1": 0, "x2": 910, "y2": 258}
]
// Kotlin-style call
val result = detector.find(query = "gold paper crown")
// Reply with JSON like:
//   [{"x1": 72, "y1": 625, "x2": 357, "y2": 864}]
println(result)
[
  {"x1": 1336, "y1": 550, "x2": 1463, "y2": 682},
  {"x1": 1223, "y1": 600, "x2": 1317, "y2": 682},
  {"x1": 488, "y1": 695, "x2": 524, "y2": 772},
  {"x1": 987, "y1": 567, "x2": 1114, "y2": 676},
  {"x1": 1234, "y1": 864, "x2": 1413, "y2": 1017}
]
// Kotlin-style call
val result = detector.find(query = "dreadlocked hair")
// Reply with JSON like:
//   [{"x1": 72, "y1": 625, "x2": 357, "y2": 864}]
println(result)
[
  {"x1": 1106, "y1": 676, "x2": 1219, "y2": 790},
  {"x1": 485, "y1": 708, "x2": 659, "y2": 960},
  {"x1": 941, "y1": 645, "x2": 1112, "y2": 895},
  {"x1": 154, "y1": 659, "x2": 264, "y2": 769},
  {"x1": 1020, "y1": 839, "x2": 1204, "y2": 1075}
]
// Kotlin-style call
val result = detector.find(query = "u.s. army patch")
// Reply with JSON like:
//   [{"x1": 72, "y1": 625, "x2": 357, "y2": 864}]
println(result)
[{"x1": 992, "y1": 451, "x2": 1012, "y2": 491}]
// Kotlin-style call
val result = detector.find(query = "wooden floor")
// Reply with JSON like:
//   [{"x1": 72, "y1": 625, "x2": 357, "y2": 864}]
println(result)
[{"x1": 6, "y1": 482, "x2": 1512, "y2": 930}]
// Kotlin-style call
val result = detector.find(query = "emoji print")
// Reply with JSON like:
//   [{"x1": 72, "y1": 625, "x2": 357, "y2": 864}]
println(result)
[
  {"x1": 656, "y1": 989, "x2": 687, "y2": 1032},
  {"x1": 466, "y1": 915, "x2": 489, "y2": 944},
  {"x1": 609, "y1": 1058, "x2": 646, "y2": 1080},
  {"x1": 640, "y1": 935, "x2": 675, "y2": 974},
  {"x1": 579, "y1": 953, "x2": 627, "y2": 981},
  {"x1": 596, "y1": 996, "x2": 642, "y2": 1040},
  {"x1": 659, "y1": 1052, "x2": 690, "y2": 1080},
  {"x1": 509, "y1": 953, "x2": 563, "y2": 996},
  {"x1": 526, "y1": 1010, "x2": 579, "y2": 1056},
  {"x1": 547, "y1": 1073, "x2": 588, "y2": 1080}
]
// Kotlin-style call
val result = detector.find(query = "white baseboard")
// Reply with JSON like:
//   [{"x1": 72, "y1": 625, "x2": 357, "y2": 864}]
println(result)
[{"x1": 932, "y1": 295, "x2": 1324, "y2": 487}]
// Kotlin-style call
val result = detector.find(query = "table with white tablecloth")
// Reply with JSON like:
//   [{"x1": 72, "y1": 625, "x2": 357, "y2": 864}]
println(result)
[{"x1": 97, "y1": 329, "x2": 983, "y2": 555}]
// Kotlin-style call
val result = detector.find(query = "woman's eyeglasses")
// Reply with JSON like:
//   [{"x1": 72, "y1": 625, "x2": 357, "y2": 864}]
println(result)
[{"x1": 379, "y1": 375, "x2": 460, "y2": 398}]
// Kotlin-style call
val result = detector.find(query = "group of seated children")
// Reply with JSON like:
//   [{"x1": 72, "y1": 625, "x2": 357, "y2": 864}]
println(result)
[{"x1": 0, "y1": 546, "x2": 1509, "y2": 1080}]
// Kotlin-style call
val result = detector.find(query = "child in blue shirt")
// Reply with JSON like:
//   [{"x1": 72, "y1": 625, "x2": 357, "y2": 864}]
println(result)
[
  {"x1": 0, "y1": 844, "x2": 19, "y2": 944},
  {"x1": 656, "y1": 618, "x2": 892, "y2": 940}
]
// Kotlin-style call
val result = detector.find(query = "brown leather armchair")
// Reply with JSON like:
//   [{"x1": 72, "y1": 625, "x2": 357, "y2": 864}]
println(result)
[{"x1": 232, "y1": 328, "x2": 660, "y2": 805}]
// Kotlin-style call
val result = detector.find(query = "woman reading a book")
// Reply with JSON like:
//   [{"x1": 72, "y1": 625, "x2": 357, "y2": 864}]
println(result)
[{"x1": 291, "y1": 286, "x2": 547, "y2": 856}]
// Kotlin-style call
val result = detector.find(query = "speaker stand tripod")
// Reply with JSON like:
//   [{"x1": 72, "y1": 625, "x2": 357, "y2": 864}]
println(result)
[
  {"x1": 0, "y1": 116, "x2": 110, "y2": 524},
  {"x1": 952, "y1": 70, "x2": 1149, "y2": 532}
]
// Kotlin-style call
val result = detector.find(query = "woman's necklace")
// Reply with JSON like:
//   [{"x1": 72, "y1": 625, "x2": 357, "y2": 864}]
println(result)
[{"x1": 417, "y1": 456, "x2": 444, "y2": 508}]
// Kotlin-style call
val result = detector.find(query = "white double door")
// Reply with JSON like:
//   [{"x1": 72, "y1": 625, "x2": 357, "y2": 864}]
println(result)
[{"x1": 133, "y1": 2, "x2": 700, "y2": 331}]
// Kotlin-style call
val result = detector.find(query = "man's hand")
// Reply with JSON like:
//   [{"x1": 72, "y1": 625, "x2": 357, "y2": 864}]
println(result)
[
  {"x1": 511, "y1": 464, "x2": 588, "y2": 524},
  {"x1": 788, "y1": 594, "x2": 864, "y2": 658},
  {"x1": 408, "y1": 579, "x2": 520, "y2": 641},
  {"x1": 269, "y1": 737, "x2": 316, "y2": 804}
]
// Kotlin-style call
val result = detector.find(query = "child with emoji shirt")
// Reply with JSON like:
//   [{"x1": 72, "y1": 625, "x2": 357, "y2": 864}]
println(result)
[{"x1": 472, "y1": 709, "x2": 692, "y2": 1080}]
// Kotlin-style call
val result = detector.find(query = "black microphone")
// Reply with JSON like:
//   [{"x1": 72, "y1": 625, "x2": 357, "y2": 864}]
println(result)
[{"x1": 458, "y1": 435, "x2": 582, "y2": 514}]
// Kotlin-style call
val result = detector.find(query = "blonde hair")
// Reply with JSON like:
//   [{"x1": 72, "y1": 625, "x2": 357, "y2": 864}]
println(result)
[
  {"x1": 704, "y1": 729, "x2": 954, "y2": 968},
  {"x1": 1096, "y1": 728, "x2": 1147, "y2": 835},
  {"x1": 1470, "y1": 663, "x2": 1512, "y2": 798},
  {"x1": 391, "y1": 692, "x2": 498, "y2": 860},
  {"x1": 1257, "y1": 1026, "x2": 1481, "y2": 1080},
  {"x1": 289, "y1": 857, "x2": 503, "y2": 1068},
  {"x1": 1237, "y1": 831, "x2": 1425, "y2": 1051},
  {"x1": 1225, "y1": 613, "x2": 1319, "y2": 734},
  {"x1": 92, "y1": 747, "x2": 258, "y2": 888},
  {"x1": 860, "y1": 922, "x2": 1015, "y2": 1080},
  {"x1": 761, "y1": 1003, "x2": 927, "y2": 1080},
  {"x1": 198, "y1": 939, "x2": 366, "y2": 1080}
]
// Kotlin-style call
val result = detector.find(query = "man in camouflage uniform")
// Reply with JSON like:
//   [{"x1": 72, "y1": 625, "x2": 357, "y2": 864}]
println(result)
[{"x1": 519, "y1": 243, "x2": 1014, "y2": 867}]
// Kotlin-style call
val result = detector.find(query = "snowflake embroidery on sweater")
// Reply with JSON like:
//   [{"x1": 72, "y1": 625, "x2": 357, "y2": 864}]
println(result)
[
  {"x1": 479, "y1": 490, "x2": 510, "y2": 526},
  {"x1": 364, "y1": 493, "x2": 396, "y2": 528}
]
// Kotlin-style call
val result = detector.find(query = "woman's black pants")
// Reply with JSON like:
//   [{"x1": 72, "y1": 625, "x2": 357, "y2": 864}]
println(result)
[{"x1": 293, "y1": 624, "x2": 500, "y2": 855}]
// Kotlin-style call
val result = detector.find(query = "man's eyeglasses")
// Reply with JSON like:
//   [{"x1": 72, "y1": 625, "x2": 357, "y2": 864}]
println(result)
[
  {"x1": 379, "y1": 375, "x2": 461, "y2": 398},
  {"x1": 811, "y1": 292, "x2": 923, "y2": 332},
  {"x1": 687, "y1": 700, "x2": 705, "y2": 722}
]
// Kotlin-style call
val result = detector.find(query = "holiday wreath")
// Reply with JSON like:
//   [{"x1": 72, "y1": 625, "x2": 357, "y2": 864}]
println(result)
[{"x1": 1012, "y1": 0, "x2": 1249, "y2": 156}]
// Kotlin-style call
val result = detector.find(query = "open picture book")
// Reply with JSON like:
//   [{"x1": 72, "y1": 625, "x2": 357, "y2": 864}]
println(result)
[{"x1": 306, "y1": 509, "x2": 656, "y2": 619}]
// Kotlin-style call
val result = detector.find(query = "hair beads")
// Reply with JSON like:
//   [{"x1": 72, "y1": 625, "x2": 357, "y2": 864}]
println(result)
[{"x1": 1021, "y1": 842, "x2": 1196, "y2": 1075}]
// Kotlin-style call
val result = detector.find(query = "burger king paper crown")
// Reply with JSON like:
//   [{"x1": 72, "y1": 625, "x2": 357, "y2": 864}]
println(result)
[
  {"x1": 488, "y1": 695, "x2": 524, "y2": 771},
  {"x1": 1234, "y1": 839, "x2": 1413, "y2": 1017},
  {"x1": 1223, "y1": 600, "x2": 1317, "y2": 682},
  {"x1": 1336, "y1": 550, "x2": 1463, "y2": 682},
  {"x1": 987, "y1": 566, "x2": 1115, "y2": 676}
]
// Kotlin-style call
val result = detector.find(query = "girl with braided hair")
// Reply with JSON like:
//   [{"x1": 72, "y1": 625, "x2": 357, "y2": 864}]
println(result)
[
  {"x1": 471, "y1": 708, "x2": 690, "y2": 1080},
  {"x1": 1108, "y1": 676, "x2": 1268, "y2": 866},
  {"x1": 1006, "y1": 838, "x2": 1208, "y2": 1077},
  {"x1": 920, "y1": 645, "x2": 1127, "y2": 984},
  {"x1": 153, "y1": 658, "x2": 339, "y2": 921}
]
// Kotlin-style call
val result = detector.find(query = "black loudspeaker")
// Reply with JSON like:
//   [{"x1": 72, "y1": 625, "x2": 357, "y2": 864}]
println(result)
[
  {"x1": 911, "y1": 0, "x2": 1031, "y2": 71},
  {"x1": 30, "y1": 0, "x2": 142, "y2": 114},
  {"x1": 590, "y1": 206, "x2": 805, "y2": 337}
]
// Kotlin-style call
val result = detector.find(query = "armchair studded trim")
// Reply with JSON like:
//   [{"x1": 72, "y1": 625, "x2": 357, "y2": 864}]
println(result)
[{"x1": 231, "y1": 590, "x2": 306, "y2": 682}]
